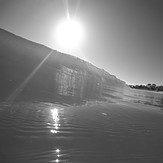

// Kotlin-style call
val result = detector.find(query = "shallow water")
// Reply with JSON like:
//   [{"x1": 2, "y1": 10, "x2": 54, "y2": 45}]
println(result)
[
  {"x1": 1, "y1": 90, "x2": 163, "y2": 163},
  {"x1": 123, "y1": 89, "x2": 163, "y2": 108}
]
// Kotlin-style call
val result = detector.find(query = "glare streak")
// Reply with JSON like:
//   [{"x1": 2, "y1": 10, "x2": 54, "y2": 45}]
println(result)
[
  {"x1": 74, "y1": 0, "x2": 81, "y2": 18},
  {"x1": 6, "y1": 50, "x2": 54, "y2": 103}
]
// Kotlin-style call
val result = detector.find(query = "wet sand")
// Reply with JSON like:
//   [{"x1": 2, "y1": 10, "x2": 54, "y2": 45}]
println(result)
[{"x1": 0, "y1": 100, "x2": 163, "y2": 163}]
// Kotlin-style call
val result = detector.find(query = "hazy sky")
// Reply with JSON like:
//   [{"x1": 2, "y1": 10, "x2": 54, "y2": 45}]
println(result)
[{"x1": 0, "y1": 0, "x2": 163, "y2": 85}]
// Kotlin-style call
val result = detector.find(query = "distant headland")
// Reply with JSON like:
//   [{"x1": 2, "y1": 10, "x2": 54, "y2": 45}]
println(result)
[{"x1": 129, "y1": 84, "x2": 163, "y2": 92}]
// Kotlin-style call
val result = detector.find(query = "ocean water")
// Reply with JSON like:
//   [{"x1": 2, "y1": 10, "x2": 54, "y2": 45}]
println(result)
[
  {"x1": 0, "y1": 88, "x2": 163, "y2": 163},
  {"x1": 123, "y1": 88, "x2": 163, "y2": 108}
]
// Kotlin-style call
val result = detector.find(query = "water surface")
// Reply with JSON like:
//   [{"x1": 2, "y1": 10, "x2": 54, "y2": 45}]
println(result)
[{"x1": 1, "y1": 89, "x2": 163, "y2": 163}]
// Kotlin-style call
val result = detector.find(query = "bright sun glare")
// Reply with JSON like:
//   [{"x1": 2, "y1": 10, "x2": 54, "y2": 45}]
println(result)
[{"x1": 56, "y1": 18, "x2": 84, "y2": 49}]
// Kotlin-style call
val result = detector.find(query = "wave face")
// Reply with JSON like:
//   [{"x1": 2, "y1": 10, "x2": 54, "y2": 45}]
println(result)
[{"x1": 0, "y1": 28, "x2": 126, "y2": 102}]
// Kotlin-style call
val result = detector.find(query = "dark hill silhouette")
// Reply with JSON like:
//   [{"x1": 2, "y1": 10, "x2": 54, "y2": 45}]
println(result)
[{"x1": 0, "y1": 28, "x2": 126, "y2": 103}]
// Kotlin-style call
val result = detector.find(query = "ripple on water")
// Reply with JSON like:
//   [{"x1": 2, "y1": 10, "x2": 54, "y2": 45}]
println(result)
[{"x1": 0, "y1": 102, "x2": 163, "y2": 162}]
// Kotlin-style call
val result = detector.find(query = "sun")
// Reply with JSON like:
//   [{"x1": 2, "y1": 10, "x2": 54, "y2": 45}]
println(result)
[{"x1": 56, "y1": 18, "x2": 84, "y2": 49}]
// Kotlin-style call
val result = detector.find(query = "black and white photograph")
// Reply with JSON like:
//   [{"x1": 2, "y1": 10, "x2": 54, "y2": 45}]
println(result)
[{"x1": 0, "y1": 0, "x2": 163, "y2": 162}]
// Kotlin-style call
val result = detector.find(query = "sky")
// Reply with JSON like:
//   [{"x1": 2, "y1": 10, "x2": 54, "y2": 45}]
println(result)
[{"x1": 0, "y1": 0, "x2": 163, "y2": 85}]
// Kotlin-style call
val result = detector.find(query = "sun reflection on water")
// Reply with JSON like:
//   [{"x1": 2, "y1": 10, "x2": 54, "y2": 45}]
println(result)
[
  {"x1": 50, "y1": 148, "x2": 61, "y2": 163},
  {"x1": 55, "y1": 159, "x2": 59, "y2": 163},
  {"x1": 50, "y1": 108, "x2": 60, "y2": 134},
  {"x1": 55, "y1": 149, "x2": 60, "y2": 162},
  {"x1": 49, "y1": 108, "x2": 63, "y2": 162}
]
